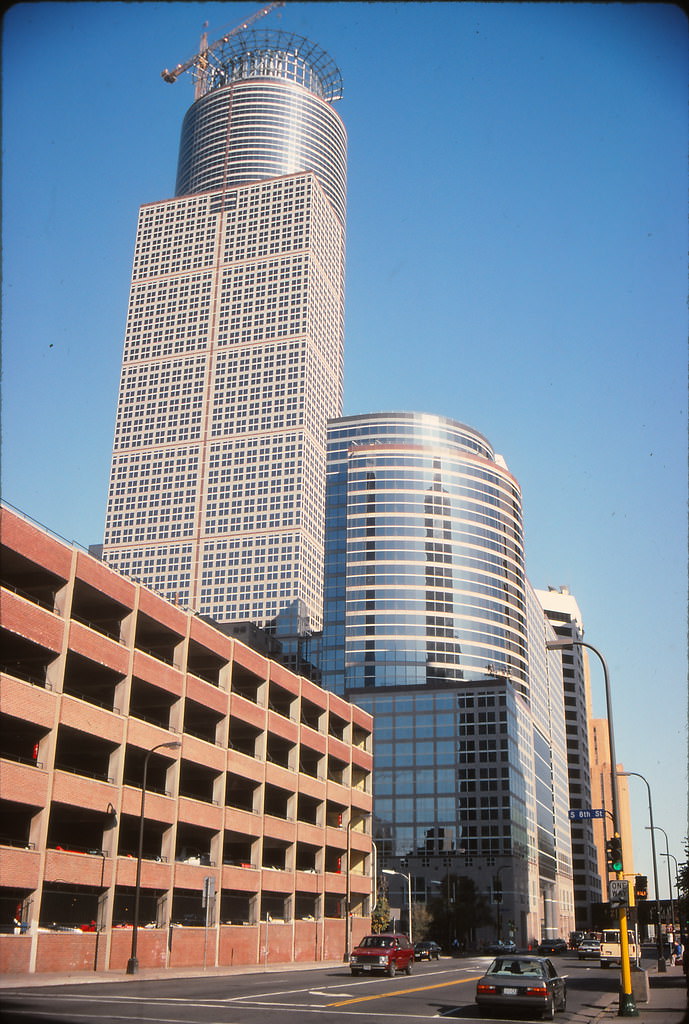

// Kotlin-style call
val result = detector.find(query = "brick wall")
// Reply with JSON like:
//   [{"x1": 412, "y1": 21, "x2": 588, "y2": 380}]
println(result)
[
  {"x1": 35, "y1": 933, "x2": 98, "y2": 973},
  {"x1": 109, "y1": 928, "x2": 168, "y2": 970},
  {"x1": 218, "y1": 925, "x2": 259, "y2": 966},
  {"x1": 0, "y1": 936, "x2": 32, "y2": 973}
]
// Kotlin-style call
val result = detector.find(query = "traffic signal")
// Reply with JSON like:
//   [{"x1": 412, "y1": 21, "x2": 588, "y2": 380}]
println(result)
[
  {"x1": 605, "y1": 836, "x2": 623, "y2": 872},
  {"x1": 634, "y1": 875, "x2": 648, "y2": 900}
]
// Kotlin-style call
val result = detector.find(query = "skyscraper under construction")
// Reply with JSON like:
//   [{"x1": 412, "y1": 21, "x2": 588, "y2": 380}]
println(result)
[{"x1": 102, "y1": 25, "x2": 346, "y2": 633}]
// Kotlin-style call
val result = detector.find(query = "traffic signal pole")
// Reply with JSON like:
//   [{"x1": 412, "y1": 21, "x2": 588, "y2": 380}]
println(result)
[
  {"x1": 618, "y1": 902, "x2": 634, "y2": 1002},
  {"x1": 547, "y1": 639, "x2": 638, "y2": 1016},
  {"x1": 619, "y1": 771, "x2": 667, "y2": 973}
]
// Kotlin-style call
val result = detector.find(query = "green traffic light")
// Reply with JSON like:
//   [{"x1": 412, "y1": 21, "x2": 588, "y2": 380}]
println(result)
[{"x1": 605, "y1": 836, "x2": 623, "y2": 873}]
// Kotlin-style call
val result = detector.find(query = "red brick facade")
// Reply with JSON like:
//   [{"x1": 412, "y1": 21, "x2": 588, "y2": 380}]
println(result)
[{"x1": 0, "y1": 505, "x2": 373, "y2": 974}]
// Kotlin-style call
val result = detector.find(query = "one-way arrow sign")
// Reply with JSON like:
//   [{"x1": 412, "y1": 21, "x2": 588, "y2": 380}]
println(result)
[{"x1": 609, "y1": 879, "x2": 629, "y2": 907}]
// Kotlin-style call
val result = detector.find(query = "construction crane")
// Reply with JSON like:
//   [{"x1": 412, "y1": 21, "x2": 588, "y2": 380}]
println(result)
[{"x1": 162, "y1": 2, "x2": 285, "y2": 99}]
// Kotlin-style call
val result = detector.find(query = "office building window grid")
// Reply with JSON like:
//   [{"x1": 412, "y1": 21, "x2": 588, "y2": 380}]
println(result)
[{"x1": 104, "y1": 169, "x2": 343, "y2": 628}]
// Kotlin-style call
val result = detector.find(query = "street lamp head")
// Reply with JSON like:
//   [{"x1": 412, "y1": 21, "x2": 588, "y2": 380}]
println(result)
[
  {"x1": 545, "y1": 640, "x2": 574, "y2": 650},
  {"x1": 160, "y1": 741, "x2": 181, "y2": 751}
]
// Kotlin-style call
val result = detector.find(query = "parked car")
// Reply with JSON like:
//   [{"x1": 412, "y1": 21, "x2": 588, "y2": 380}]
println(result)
[
  {"x1": 414, "y1": 940, "x2": 442, "y2": 960},
  {"x1": 487, "y1": 940, "x2": 517, "y2": 955},
  {"x1": 577, "y1": 939, "x2": 601, "y2": 960},
  {"x1": 475, "y1": 954, "x2": 567, "y2": 1020},
  {"x1": 538, "y1": 938, "x2": 568, "y2": 955},
  {"x1": 350, "y1": 933, "x2": 414, "y2": 976}
]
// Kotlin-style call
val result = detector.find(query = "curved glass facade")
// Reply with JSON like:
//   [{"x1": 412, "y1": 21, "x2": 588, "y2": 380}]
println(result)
[
  {"x1": 320, "y1": 412, "x2": 528, "y2": 695},
  {"x1": 318, "y1": 413, "x2": 574, "y2": 944},
  {"x1": 175, "y1": 77, "x2": 347, "y2": 225}
]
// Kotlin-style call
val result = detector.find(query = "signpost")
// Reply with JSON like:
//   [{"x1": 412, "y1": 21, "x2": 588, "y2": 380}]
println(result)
[
  {"x1": 202, "y1": 876, "x2": 215, "y2": 970},
  {"x1": 568, "y1": 808, "x2": 605, "y2": 820}
]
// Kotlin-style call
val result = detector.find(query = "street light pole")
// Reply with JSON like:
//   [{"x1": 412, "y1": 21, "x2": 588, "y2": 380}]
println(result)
[
  {"x1": 344, "y1": 818, "x2": 352, "y2": 962},
  {"x1": 494, "y1": 864, "x2": 508, "y2": 943},
  {"x1": 126, "y1": 740, "x2": 181, "y2": 974},
  {"x1": 646, "y1": 825, "x2": 676, "y2": 941},
  {"x1": 659, "y1": 852, "x2": 680, "y2": 911},
  {"x1": 546, "y1": 639, "x2": 638, "y2": 1017},
  {"x1": 371, "y1": 841, "x2": 378, "y2": 912},
  {"x1": 617, "y1": 772, "x2": 665, "y2": 972},
  {"x1": 382, "y1": 869, "x2": 413, "y2": 944}
]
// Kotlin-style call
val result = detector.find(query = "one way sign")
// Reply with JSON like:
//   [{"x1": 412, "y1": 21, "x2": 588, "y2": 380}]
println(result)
[{"x1": 608, "y1": 879, "x2": 629, "y2": 908}]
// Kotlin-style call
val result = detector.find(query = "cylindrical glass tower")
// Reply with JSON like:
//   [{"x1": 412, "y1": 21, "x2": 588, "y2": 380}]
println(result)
[
  {"x1": 175, "y1": 29, "x2": 347, "y2": 224},
  {"x1": 320, "y1": 411, "x2": 528, "y2": 695}
]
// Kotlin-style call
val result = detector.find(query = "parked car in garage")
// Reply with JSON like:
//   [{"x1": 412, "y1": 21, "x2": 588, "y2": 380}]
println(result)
[
  {"x1": 475, "y1": 955, "x2": 567, "y2": 1020},
  {"x1": 350, "y1": 933, "x2": 414, "y2": 976},
  {"x1": 414, "y1": 940, "x2": 442, "y2": 960}
]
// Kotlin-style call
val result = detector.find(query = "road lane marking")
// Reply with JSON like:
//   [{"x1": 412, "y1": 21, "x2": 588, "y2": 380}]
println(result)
[
  {"x1": 309, "y1": 990, "x2": 357, "y2": 997},
  {"x1": 327, "y1": 974, "x2": 483, "y2": 1006},
  {"x1": 8, "y1": 1002, "x2": 453, "y2": 1021}
]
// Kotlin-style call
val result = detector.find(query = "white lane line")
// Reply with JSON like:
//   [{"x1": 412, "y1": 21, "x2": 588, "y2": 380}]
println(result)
[
  {"x1": 308, "y1": 990, "x2": 356, "y2": 997},
  {"x1": 9, "y1": 1003, "x2": 447, "y2": 1022}
]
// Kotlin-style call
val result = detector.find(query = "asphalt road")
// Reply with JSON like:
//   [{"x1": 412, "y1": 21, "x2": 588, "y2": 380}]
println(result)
[{"x1": 0, "y1": 955, "x2": 619, "y2": 1024}]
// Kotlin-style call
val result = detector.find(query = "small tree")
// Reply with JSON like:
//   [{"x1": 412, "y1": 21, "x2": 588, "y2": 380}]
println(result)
[
  {"x1": 412, "y1": 900, "x2": 433, "y2": 941},
  {"x1": 371, "y1": 894, "x2": 391, "y2": 933}
]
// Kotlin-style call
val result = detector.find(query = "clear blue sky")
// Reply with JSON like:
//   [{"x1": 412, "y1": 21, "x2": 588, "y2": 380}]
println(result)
[{"x1": 3, "y1": 2, "x2": 687, "y2": 893}]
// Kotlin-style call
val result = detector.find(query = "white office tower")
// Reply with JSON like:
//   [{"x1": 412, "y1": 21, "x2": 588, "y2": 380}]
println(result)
[
  {"x1": 102, "y1": 30, "x2": 346, "y2": 631},
  {"x1": 536, "y1": 586, "x2": 603, "y2": 929}
]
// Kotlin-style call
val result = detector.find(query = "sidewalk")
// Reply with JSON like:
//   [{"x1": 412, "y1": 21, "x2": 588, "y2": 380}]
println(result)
[
  {"x1": 593, "y1": 963, "x2": 688, "y2": 1023},
  {"x1": 0, "y1": 957, "x2": 343, "y2": 989}
]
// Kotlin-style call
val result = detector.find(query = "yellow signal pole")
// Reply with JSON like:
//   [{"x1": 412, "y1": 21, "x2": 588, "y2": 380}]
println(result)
[
  {"x1": 547, "y1": 640, "x2": 638, "y2": 1016},
  {"x1": 618, "y1": 900, "x2": 634, "y2": 999}
]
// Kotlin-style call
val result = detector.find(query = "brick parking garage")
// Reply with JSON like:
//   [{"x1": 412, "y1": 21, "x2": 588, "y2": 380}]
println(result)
[{"x1": 0, "y1": 504, "x2": 373, "y2": 974}]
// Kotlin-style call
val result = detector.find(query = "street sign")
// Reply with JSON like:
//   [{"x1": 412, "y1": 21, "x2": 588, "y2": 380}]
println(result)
[
  {"x1": 202, "y1": 875, "x2": 215, "y2": 908},
  {"x1": 568, "y1": 808, "x2": 605, "y2": 820},
  {"x1": 609, "y1": 879, "x2": 629, "y2": 908}
]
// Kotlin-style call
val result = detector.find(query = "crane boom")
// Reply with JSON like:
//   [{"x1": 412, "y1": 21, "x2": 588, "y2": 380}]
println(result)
[{"x1": 162, "y1": 2, "x2": 285, "y2": 94}]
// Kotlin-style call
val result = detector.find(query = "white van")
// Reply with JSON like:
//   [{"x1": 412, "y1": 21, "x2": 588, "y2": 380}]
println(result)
[{"x1": 599, "y1": 928, "x2": 640, "y2": 967}]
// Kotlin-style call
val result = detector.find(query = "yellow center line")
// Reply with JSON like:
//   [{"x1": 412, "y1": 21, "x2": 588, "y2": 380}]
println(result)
[{"x1": 326, "y1": 974, "x2": 484, "y2": 1006}]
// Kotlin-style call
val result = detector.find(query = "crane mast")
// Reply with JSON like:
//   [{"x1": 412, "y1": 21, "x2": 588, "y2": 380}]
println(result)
[{"x1": 162, "y1": 2, "x2": 285, "y2": 99}]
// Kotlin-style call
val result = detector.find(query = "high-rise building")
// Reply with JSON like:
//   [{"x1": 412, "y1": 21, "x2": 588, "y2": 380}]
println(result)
[
  {"x1": 102, "y1": 29, "x2": 347, "y2": 633},
  {"x1": 319, "y1": 412, "x2": 575, "y2": 945},
  {"x1": 590, "y1": 719, "x2": 635, "y2": 885},
  {"x1": 536, "y1": 586, "x2": 603, "y2": 929}
]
